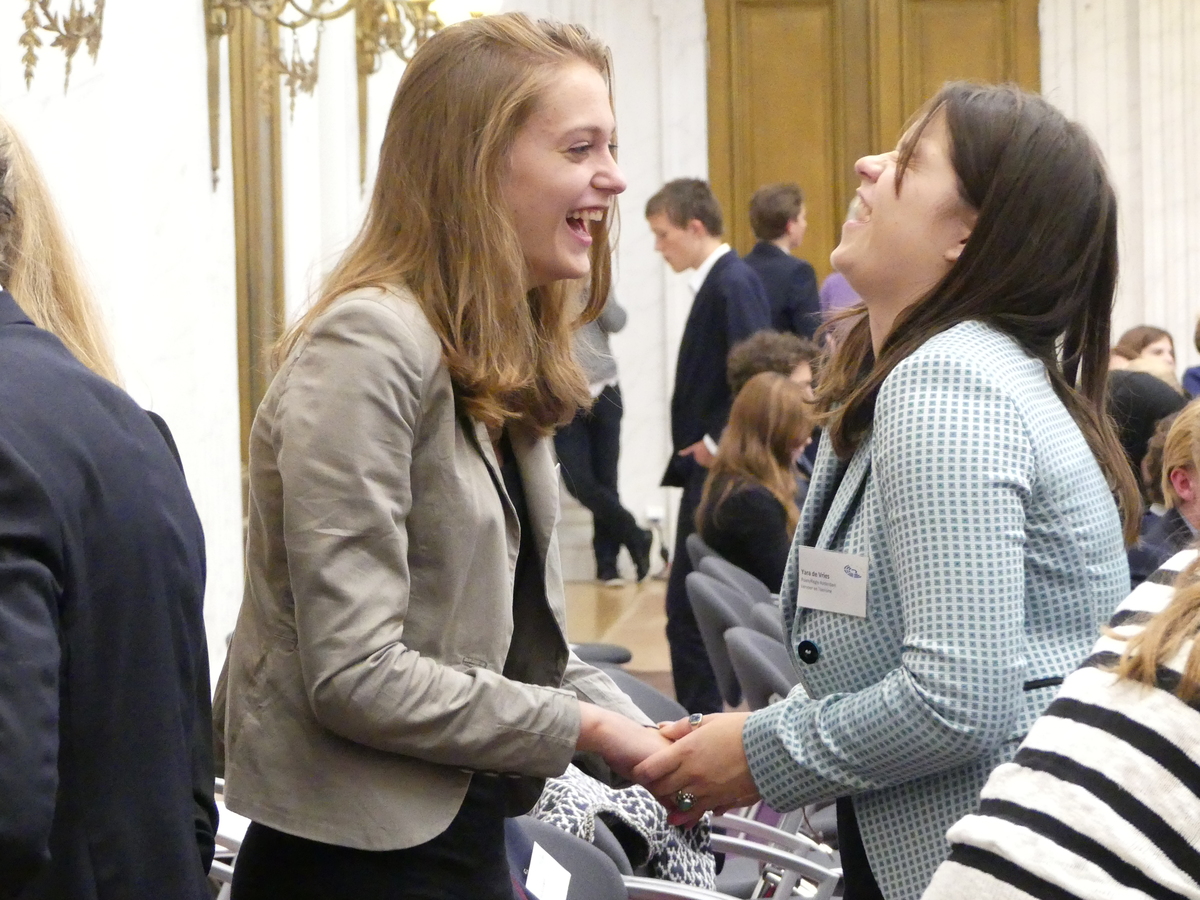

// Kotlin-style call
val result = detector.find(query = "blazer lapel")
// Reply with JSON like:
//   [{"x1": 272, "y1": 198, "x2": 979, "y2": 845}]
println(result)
[{"x1": 798, "y1": 430, "x2": 873, "y2": 551}]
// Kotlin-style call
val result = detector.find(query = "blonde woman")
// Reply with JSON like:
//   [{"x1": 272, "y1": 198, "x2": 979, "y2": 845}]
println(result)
[
  {"x1": 0, "y1": 116, "x2": 214, "y2": 897},
  {"x1": 925, "y1": 501, "x2": 1200, "y2": 896},
  {"x1": 695, "y1": 371, "x2": 813, "y2": 591},
  {"x1": 218, "y1": 14, "x2": 665, "y2": 899}
]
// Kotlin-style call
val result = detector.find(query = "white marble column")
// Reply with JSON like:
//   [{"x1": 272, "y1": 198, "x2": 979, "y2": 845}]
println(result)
[{"x1": 1042, "y1": 0, "x2": 1200, "y2": 371}]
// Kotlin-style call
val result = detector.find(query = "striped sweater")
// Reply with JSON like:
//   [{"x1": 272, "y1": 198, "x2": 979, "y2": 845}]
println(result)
[{"x1": 922, "y1": 549, "x2": 1200, "y2": 900}]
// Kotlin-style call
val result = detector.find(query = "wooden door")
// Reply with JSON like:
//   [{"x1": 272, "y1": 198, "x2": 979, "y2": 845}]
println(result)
[{"x1": 707, "y1": 0, "x2": 1040, "y2": 283}]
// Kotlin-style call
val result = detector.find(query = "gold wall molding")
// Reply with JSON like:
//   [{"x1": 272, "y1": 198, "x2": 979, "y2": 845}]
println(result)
[
  {"x1": 20, "y1": 0, "x2": 105, "y2": 92},
  {"x1": 204, "y1": 0, "x2": 443, "y2": 190}
]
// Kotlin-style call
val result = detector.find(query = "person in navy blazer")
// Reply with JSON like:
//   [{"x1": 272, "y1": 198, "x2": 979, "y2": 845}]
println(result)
[
  {"x1": 0, "y1": 114, "x2": 213, "y2": 900},
  {"x1": 742, "y1": 183, "x2": 821, "y2": 340},
  {"x1": 0, "y1": 288, "x2": 215, "y2": 900},
  {"x1": 635, "y1": 84, "x2": 1139, "y2": 900},
  {"x1": 646, "y1": 178, "x2": 770, "y2": 713}
]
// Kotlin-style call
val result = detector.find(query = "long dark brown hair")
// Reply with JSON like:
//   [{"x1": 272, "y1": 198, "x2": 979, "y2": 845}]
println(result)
[
  {"x1": 816, "y1": 82, "x2": 1140, "y2": 540},
  {"x1": 276, "y1": 14, "x2": 615, "y2": 434}
]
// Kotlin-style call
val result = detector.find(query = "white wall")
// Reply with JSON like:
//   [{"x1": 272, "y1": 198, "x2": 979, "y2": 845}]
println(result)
[
  {"x1": 1041, "y1": 0, "x2": 1200, "y2": 372},
  {"x1": 0, "y1": 4, "x2": 244, "y2": 676}
]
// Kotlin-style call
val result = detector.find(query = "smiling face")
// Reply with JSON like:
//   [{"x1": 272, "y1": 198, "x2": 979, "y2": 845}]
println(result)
[
  {"x1": 501, "y1": 62, "x2": 626, "y2": 290},
  {"x1": 830, "y1": 113, "x2": 976, "y2": 331}
]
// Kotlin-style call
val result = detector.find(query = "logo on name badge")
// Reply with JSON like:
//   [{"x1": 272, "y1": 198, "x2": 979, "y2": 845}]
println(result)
[{"x1": 843, "y1": 565, "x2": 862, "y2": 579}]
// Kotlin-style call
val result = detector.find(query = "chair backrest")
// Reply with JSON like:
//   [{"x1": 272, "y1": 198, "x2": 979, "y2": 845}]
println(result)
[
  {"x1": 725, "y1": 627, "x2": 800, "y2": 710},
  {"x1": 508, "y1": 816, "x2": 630, "y2": 900},
  {"x1": 598, "y1": 664, "x2": 688, "y2": 724},
  {"x1": 571, "y1": 642, "x2": 634, "y2": 667},
  {"x1": 749, "y1": 601, "x2": 786, "y2": 643},
  {"x1": 686, "y1": 571, "x2": 758, "y2": 706},
  {"x1": 685, "y1": 531, "x2": 717, "y2": 570},
  {"x1": 698, "y1": 555, "x2": 773, "y2": 605}
]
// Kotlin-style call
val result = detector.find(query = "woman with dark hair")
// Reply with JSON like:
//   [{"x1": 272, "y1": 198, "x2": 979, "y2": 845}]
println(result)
[
  {"x1": 634, "y1": 82, "x2": 1136, "y2": 900},
  {"x1": 217, "y1": 14, "x2": 666, "y2": 899},
  {"x1": 695, "y1": 371, "x2": 813, "y2": 591}
]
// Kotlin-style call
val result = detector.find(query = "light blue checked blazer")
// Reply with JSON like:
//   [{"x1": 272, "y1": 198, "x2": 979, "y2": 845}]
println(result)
[{"x1": 743, "y1": 321, "x2": 1128, "y2": 900}]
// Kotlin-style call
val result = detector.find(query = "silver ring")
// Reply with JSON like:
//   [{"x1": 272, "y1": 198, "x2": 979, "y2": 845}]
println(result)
[
  {"x1": 687, "y1": 712, "x2": 704, "y2": 728},
  {"x1": 674, "y1": 790, "x2": 696, "y2": 812}
]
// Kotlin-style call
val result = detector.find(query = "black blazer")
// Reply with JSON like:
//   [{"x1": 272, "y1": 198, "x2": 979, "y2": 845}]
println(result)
[
  {"x1": 663, "y1": 251, "x2": 770, "y2": 487},
  {"x1": 0, "y1": 291, "x2": 214, "y2": 900},
  {"x1": 742, "y1": 241, "x2": 820, "y2": 339}
]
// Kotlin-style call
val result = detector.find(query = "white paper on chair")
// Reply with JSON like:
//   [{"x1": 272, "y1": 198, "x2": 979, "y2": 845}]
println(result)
[{"x1": 526, "y1": 841, "x2": 572, "y2": 900}]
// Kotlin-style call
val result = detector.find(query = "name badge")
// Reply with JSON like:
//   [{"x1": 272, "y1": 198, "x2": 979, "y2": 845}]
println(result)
[{"x1": 794, "y1": 546, "x2": 869, "y2": 617}]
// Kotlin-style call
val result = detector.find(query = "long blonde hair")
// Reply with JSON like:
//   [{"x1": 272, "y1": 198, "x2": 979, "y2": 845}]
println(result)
[
  {"x1": 1115, "y1": 422, "x2": 1200, "y2": 701},
  {"x1": 0, "y1": 116, "x2": 119, "y2": 383},
  {"x1": 696, "y1": 372, "x2": 812, "y2": 536},
  {"x1": 277, "y1": 13, "x2": 615, "y2": 434}
]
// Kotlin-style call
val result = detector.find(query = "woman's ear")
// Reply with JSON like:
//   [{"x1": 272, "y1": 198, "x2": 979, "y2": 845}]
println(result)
[{"x1": 943, "y1": 208, "x2": 978, "y2": 263}]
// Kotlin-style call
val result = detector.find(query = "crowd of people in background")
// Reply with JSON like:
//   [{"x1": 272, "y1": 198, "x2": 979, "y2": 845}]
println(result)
[{"x1": 4, "y1": 11, "x2": 1200, "y2": 900}]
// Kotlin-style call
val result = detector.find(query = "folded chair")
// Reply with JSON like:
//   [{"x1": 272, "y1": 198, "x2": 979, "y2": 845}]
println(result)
[
  {"x1": 724, "y1": 627, "x2": 799, "y2": 711},
  {"x1": 686, "y1": 571, "x2": 758, "y2": 707},
  {"x1": 697, "y1": 557, "x2": 774, "y2": 606}
]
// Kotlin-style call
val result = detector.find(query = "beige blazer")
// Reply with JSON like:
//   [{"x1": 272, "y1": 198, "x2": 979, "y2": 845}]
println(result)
[{"x1": 218, "y1": 286, "x2": 648, "y2": 851}]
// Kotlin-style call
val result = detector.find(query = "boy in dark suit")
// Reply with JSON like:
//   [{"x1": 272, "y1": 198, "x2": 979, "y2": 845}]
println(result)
[
  {"x1": 645, "y1": 178, "x2": 770, "y2": 713},
  {"x1": 742, "y1": 183, "x2": 821, "y2": 339}
]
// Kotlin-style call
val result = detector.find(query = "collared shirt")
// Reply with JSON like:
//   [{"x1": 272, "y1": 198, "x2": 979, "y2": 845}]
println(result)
[{"x1": 688, "y1": 243, "x2": 731, "y2": 295}]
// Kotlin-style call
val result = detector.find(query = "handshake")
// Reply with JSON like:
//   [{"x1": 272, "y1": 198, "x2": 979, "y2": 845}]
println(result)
[{"x1": 575, "y1": 705, "x2": 761, "y2": 827}]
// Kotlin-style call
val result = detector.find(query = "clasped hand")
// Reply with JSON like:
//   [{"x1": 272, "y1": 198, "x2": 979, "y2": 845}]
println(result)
[{"x1": 579, "y1": 705, "x2": 760, "y2": 827}]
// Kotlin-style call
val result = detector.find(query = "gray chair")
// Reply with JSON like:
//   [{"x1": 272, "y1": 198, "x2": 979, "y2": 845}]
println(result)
[
  {"x1": 724, "y1": 627, "x2": 799, "y2": 711},
  {"x1": 685, "y1": 532, "x2": 718, "y2": 570},
  {"x1": 573, "y1": 642, "x2": 634, "y2": 666},
  {"x1": 698, "y1": 556, "x2": 773, "y2": 606},
  {"x1": 599, "y1": 663, "x2": 688, "y2": 724},
  {"x1": 748, "y1": 602, "x2": 785, "y2": 643},
  {"x1": 508, "y1": 815, "x2": 629, "y2": 900},
  {"x1": 685, "y1": 572, "x2": 757, "y2": 707}
]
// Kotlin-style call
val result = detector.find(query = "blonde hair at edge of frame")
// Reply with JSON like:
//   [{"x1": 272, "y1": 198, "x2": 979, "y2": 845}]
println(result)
[
  {"x1": 1158, "y1": 400, "x2": 1200, "y2": 511},
  {"x1": 276, "y1": 13, "x2": 616, "y2": 435},
  {"x1": 1115, "y1": 411, "x2": 1200, "y2": 703},
  {"x1": 0, "y1": 116, "x2": 120, "y2": 384}
]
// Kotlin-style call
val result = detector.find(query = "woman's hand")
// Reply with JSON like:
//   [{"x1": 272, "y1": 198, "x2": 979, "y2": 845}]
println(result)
[
  {"x1": 576, "y1": 703, "x2": 673, "y2": 782},
  {"x1": 633, "y1": 712, "x2": 760, "y2": 827}
]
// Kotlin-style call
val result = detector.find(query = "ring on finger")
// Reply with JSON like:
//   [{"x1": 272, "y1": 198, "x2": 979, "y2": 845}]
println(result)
[
  {"x1": 687, "y1": 712, "x2": 704, "y2": 729},
  {"x1": 674, "y1": 790, "x2": 696, "y2": 812}
]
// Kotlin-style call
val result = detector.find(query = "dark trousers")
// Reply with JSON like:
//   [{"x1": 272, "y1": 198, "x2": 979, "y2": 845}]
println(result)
[
  {"x1": 664, "y1": 464, "x2": 723, "y2": 713},
  {"x1": 837, "y1": 797, "x2": 885, "y2": 900},
  {"x1": 230, "y1": 777, "x2": 515, "y2": 900},
  {"x1": 554, "y1": 384, "x2": 642, "y2": 574}
]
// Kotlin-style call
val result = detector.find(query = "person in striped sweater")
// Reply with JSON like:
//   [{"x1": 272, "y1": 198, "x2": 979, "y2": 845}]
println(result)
[{"x1": 922, "y1": 545, "x2": 1200, "y2": 899}]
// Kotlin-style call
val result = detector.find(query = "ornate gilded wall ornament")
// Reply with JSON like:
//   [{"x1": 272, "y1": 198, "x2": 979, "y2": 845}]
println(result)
[
  {"x1": 204, "y1": 0, "x2": 444, "y2": 189},
  {"x1": 20, "y1": 0, "x2": 106, "y2": 92}
]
